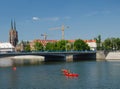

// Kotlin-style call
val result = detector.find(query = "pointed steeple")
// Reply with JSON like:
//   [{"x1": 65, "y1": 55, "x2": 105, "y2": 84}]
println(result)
[
  {"x1": 9, "y1": 19, "x2": 18, "y2": 47},
  {"x1": 14, "y1": 20, "x2": 16, "y2": 30},
  {"x1": 11, "y1": 20, "x2": 13, "y2": 30}
]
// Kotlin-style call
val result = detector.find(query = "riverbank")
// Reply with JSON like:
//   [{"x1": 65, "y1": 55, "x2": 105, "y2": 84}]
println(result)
[
  {"x1": 96, "y1": 51, "x2": 120, "y2": 61},
  {"x1": 106, "y1": 51, "x2": 120, "y2": 61}
]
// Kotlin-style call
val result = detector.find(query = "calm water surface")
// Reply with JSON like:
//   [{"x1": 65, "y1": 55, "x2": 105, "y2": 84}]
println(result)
[{"x1": 0, "y1": 60, "x2": 120, "y2": 89}]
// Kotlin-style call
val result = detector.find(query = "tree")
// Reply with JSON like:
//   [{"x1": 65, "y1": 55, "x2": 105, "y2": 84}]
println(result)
[
  {"x1": 57, "y1": 40, "x2": 68, "y2": 51},
  {"x1": 66, "y1": 42, "x2": 72, "y2": 51},
  {"x1": 24, "y1": 44, "x2": 31, "y2": 52},
  {"x1": 34, "y1": 42, "x2": 43, "y2": 51},
  {"x1": 94, "y1": 35, "x2": 102, "y2": 50},
  {"x1": 45, "y1": 40, "x2": 71, "y2": 51},
  {"x1": 74, "y1": 39, "x2": 90, "y2": 51},
  {"x1": 103, "y1": 37, "x2": 120, "y2": 51},
  {"x1": 45, "y1": 42, "x2": 54, "y2": 51},
  {"x1": 116, "y1": 38, "x2": 120, "y2": 50}
]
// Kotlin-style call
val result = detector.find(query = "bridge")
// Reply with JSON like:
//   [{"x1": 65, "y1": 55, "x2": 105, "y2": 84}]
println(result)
[{"x1": 0, "y1": 51, "x2": 96, "y2": 61}]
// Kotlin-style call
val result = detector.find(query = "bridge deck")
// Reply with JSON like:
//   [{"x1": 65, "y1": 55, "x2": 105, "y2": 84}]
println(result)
[{"x1": 0, "y1": 51, "x2": 96, "y2": 58}]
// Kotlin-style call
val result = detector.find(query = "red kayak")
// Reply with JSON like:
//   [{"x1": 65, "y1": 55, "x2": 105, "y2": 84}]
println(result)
[
  {"x1": 61, "y1": 69, "x2": 79, "y2": 77},
  {"x1": 64, "y1": 72, "x2": 79, "y2": 77}
]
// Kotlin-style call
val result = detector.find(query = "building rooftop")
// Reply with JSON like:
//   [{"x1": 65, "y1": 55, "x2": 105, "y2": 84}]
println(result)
[{"x1": 0, "y1": 42, "x2": 14, "y2": 48}]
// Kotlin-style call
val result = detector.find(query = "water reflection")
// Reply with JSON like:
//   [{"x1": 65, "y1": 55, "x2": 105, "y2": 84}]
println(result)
[
  {"x1": 0, "y1": 57, "x2": 45, "y2": 67},
  {"x1": 0, "y1": 57, "x2": 13, "y2": 67}
]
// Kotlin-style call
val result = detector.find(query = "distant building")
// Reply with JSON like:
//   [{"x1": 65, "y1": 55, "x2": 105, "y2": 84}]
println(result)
[
  {"x1": 84, "y1": 40, "x2": 97, "y2": 51},
  {"x1": 15, "y1": 41, "x2": 29, "y2": 52},
  {"x1": 9, "y1": 20, "x2": 18, "y2": 47},
  {"x1": 15, "y1": 41, "x2": 24, "y2": 52},
  {"x1": 0, "y1": 42, "x2": 15, "y2": 53}
]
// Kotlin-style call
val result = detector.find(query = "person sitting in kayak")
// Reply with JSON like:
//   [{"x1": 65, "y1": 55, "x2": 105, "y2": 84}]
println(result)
[{"x1": 61, "y1": 69, "x2": 70, "y2": 74}]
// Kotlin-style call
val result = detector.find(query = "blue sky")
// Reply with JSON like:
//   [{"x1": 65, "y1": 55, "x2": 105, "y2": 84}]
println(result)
[{"x1": 0, "y1": 0, "x2": 120, "y2": 42}]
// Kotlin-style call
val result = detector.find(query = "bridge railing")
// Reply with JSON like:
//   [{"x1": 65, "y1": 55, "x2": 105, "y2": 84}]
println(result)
[
  {"x1": 26, "y1": 50, "x2": 96, "y2": 54},
  {"x1": 0, "y1": 50, "x2": 96, "y2": 55}
]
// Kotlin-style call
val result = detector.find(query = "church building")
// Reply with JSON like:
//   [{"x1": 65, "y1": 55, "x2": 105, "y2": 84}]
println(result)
[{"x1": 9, "y1": 20, "x2": 18, "y2": 47}]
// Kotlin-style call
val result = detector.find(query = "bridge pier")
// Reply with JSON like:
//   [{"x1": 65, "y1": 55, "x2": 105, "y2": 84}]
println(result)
[{"x1": 66, "y1": 55, "x2": 73, "y2": 62}]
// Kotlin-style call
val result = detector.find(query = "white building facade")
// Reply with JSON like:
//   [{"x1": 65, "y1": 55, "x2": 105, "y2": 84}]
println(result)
[
  {"x1": 86, "y1": 40, "x2": 97, "y2": 51},
  {"x1": 0, "y1": 42, "x2": 15, "y2": 53}
]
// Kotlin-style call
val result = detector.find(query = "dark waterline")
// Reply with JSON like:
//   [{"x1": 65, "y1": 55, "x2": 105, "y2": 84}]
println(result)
[{"x1": 0, "y1": 60, "x2": 120, "y2": 89}]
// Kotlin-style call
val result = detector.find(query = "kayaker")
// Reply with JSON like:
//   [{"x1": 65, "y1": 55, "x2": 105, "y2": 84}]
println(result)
[{"x1": 61, "y1": 69, "x2": 70, "y2": 73}]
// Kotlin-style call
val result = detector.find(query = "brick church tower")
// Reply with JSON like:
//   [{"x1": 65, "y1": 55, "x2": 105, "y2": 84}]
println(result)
[{"x1": 9, "y1": 20, "x2": 18, "y2": 47}]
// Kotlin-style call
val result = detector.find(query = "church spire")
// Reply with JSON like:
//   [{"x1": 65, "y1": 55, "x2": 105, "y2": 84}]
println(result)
[
  {"x1": 14, "y1": 20, "x2": 16, "y2": 30},
  {"x1": 11, "y1": 20, "x2": 13, "y2": 30},
  {"x1": 9, "y1": 19, "x2": 18, "y2": 47}
]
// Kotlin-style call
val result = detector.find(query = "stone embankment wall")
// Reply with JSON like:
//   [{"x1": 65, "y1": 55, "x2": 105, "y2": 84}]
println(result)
[
  {"x1": 105, "y1": 51, "x2": 120, "y2": 61},
  {"x1": 96, "y1": 51, "x2": 120, "y2": 61}
]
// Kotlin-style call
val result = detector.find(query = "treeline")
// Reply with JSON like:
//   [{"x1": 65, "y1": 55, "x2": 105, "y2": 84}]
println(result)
[
  {"x1": 95, "y1": 35, "x2": 120, "y2": 51},
  {"x1": 22, "y1": 39, "x2": 90, "y2": 52},
  {"x1": 18, "y1": 35, "x2": 120, "y2": 52}
]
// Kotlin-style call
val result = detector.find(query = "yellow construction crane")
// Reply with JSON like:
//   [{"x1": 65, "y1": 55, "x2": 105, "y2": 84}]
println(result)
[
  {"x1": 41, "y1": 33, "x2": 48, "y2": 40},
  {"x1": 50, "y1": 24, "x2": 69, "y2": 40}
]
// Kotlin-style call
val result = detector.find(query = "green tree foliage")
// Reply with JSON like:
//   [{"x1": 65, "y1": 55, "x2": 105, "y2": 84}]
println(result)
[
  {"x1": 45, "y1": 42, "x2": 54, "y2": 51},
  {"x1": 57, "y1": 40, "x2": 68, "y2": 51},
  {"x1": 94, "y1": 35, "x2": 102, "y2": 50},
  {"x1": 66, "y1": 42, "x2": 72, "y2": 51},
  {"x1": 24, "y1": 44, "x2": 31, "y2": 52},
  {"x1": 34, "y1": 42, "x2": 43, "y2": 51},
  {"x1": 116, "y1": 38, "x2": 120, "y2": 50},
  {"x1": 45, "y1": 39, "x2": 90, "y2": 51},
  {"x1": 103, "y1": 38, "x2": 111, "y2": 50},
  {"x1": 74, "y1": 39, "x2": 90, "y2": 51},
  {"x1": 103, "y1": 37, "x2": 120, "y2": 50},
  {"x1": 45, "y1": 40, "x2": 70, "y2": 51}
]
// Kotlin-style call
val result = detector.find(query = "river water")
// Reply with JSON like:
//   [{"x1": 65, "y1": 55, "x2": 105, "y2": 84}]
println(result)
[{"x1": 0, "y1": 59, "x2": 120, "y2": 89}]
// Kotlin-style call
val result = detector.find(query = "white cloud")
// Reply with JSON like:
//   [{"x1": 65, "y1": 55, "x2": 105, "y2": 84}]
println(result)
[
  {"x1": 32, "y1": 17, "x2": 40, "y2": 21},
  {"x1": 32, "y1": 17, "x2": 59, "y2": 21}
]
